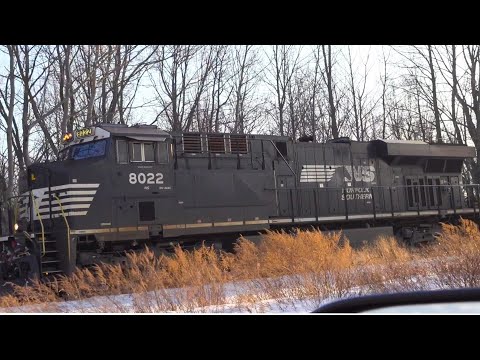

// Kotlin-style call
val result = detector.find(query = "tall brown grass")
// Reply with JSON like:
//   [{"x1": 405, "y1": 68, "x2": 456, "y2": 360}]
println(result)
[
  {"x1": 230, "y1": 230, "x2": 357, "y2": 309},
  {"x1": 1, "y1": 219, "x2": 480, "y2": 312},
  {"x1": 427, "y1": 218, "x2": 480, "y2": 289},
  {"x1": 354, "y1": 236, "x2": 430, "y2": 294}
]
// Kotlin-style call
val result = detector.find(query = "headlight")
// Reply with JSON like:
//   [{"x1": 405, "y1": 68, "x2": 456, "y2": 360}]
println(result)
[{"x1": 14, "y1": 223, "x2": 19, "y2": 231}]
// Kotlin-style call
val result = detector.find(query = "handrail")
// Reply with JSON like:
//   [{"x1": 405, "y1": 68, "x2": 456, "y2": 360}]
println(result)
[
  {"x1": 53, "y1": 194, "x2": 71, "y2": 263},
  {"x1": 268, "y1": 183, "x2": 476, "y2": 222},
  {"x1": 269, "y1": 140, "x2": 296, "y2": 177},
  {"x1": 264, "y1": 184, "x2": 479, "y2": 191},
  {"x1": 31, "y1": 195, "x2": 45, "y2": 256}
]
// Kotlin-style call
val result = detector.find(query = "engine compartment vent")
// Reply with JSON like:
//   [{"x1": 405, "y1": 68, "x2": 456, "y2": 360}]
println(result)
[
  {"x1": 230, "y1": 135, "x2": 248, "y2": 154},
  {"x1": 183, "y1": 133, "x2": 202, "y2": 153},
  {"x1": 207, "y1": 134, "x2": 226, "y2": 154}
]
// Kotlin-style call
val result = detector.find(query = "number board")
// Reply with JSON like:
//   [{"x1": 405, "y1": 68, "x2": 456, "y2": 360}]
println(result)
[{"x1": 76, "y1": 128, "x2": 93, "y2": 138}]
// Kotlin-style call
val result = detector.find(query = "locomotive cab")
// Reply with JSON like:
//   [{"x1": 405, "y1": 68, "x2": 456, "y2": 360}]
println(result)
[
  {"x1": 59, "y1": 123, "x2": 174, "y2": 248},
  {"x1": 108, "y1": 125, "x2": 173, "y2": 243},
  {"x1": 12, "y1": 124, "x2": 174, "y2": 276}
]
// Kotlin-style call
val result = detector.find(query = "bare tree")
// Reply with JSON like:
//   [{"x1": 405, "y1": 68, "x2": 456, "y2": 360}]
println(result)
[
  {"x1": 208, "y1": 45, "x2": 232, "y2": 132},
  {"x1": 320, "y1": 45, "x2": 339, "y2": 138},
  {"x1": 309, "y1": 46, "x2": 323, "y2": 141},
  {"x1": 346, "y1": 46, "x2": 376, "y2": 141},
  {"x1": 80, "y1": 45, "x2": 101, "y2": 126},
  {"x1": 53, "y1": 45, "x2": 76, "y2": 134},
  {"x1": 14, "y1": 45, "x2": 64, "y2": 156},
  {"x1": 394, "y1": 45, "x2": 443, "y2": 143},
  {"x1": 194, "y1": 46, "x2": 234, "y2": 133},
  {"x1": 453, "y1": 46, "x2": 480, "y2": 181},
  {"x1": 433, "y1": 45, "x2": 464, "y2": 144},
  {"x1": 426, "y1": 45, "x2": 443, "y2": 143},
  {"x1": 0, "y1": 151, "x2": 9, "y2": 234},
  {"x1": 151, "y1": 45, "x2": 214, "y2": 131},
  {"x1": 380, "y1": 47, "x2": 390, "y2": 139},
  {"x1": 92, "y1": 45, "x2": 158, "y2": 125},
  {"x1": 0, "y1": 46, "x2": 26, "y2": 171},
  {"x1": 229, "y1": 45, "x2": 263, "y2": 134},
  {"x1": 6, "y1": 46, "x2": 15, "y2": 219},
  {"x1": 266, "y1": 45, "x2": 301, "y2": 136}
]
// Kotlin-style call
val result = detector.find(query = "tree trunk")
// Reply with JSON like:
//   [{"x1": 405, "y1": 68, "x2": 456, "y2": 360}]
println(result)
[
  {"x1": 6, "y1": 46, "x2": 15, "y2": 229},
  {"x1": 450, "y1": 45, "x2": 463, "y2": 144},
  {"x1": 86, "y1": 45, "x2": 99, "y2": 127},
  {"x1": 348, "y1": 47, "x2": 360, "y2": 140},
  {"x1": 416, "y1": 85, "x2": 426, "y2": 142},
  {"x1": 322, "y1": 45, "x2": 338, "y2": 138},
  {"x1": 22, "y1": 45, "x2": 31, "y2": 168},
  {"x1": 427, "y1": 45, "x2": 442, "y2": 143}
]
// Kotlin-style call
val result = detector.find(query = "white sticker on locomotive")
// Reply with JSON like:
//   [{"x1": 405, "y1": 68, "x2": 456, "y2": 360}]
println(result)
[{"x1": 129, "y1": 172, "x2": 164, "y2": 185}]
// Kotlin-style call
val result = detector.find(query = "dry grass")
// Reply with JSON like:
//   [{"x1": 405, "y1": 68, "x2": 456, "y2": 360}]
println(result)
[
  {"x1": 1, "y1": 219, "x2": 480, "y2": 312},
  {"x1": 353, "y1": 236, "x2": 430, "y2": 294},
  {"x1": 427, "y1": 219, "x2": 480, "y2": 289},
  {"x1": 229, "y1": 230, "x2": 358, "y2": 309}
]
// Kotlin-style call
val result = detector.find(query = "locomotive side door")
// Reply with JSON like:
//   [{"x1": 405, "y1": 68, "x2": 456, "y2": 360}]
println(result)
[
  {"x1": 276, "y1": 175, "x2": 295, "y2": 218},
  {"x1": 426, "y1": 176, "x2": 442, "y2": 209},
  {"x1": 272, "y1": 139, "x2": 296, "y2": 219},
  {"x1": 405, "y1": 176, "x2": 427, "y2": 211},
  {"x1": 449, "y1": 176, "x2": 463, "y2": 209}
]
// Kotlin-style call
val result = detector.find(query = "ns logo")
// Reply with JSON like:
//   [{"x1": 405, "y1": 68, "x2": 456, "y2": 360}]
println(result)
[
  {"x1": 300, "y1": 164, "x2": 376, "y2": 184},
  {"x1": 344, "y1": 165, "x2": 376, "y2": 183}
]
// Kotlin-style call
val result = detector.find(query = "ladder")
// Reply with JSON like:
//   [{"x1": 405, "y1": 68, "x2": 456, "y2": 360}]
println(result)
[
  {"x1": 37, "y1": 233, "x2": 63, "y2": 276},
  {"x1": 31, "y1": 193, "x2": 70, "y2": 277}
]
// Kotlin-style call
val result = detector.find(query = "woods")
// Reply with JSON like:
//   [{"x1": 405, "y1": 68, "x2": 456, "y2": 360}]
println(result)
[{"x1": 1, "y1": 45, "x2": 479, "y2": 211}]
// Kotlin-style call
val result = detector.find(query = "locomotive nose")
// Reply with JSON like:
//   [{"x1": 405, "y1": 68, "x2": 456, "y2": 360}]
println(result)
[
  {"x1": 27, "y1": 163, "x2": 69, "y2": 190},
  {"x1": 22, "y1": 163, "x2": 70, "y2": 225}
]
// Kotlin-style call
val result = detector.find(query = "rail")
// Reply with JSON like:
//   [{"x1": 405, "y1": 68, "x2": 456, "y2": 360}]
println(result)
[
  {"x1": 53, "y1": 194, "x2": 71, "y2": 263},
  {"x1": 269, "y1": 140, "x2": 296, "y2": 176},
  {"x1": 31, "y1": 195, "x2": 46, "y2": 256},
  {"x1": 268, "y1": 184, "x2": 480, "y2": 224}
]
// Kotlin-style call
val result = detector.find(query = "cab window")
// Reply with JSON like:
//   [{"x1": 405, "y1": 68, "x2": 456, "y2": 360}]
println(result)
[
  {"x1": 71, "y1": 139, "x2": 107, "y2": 160},
  {"x1": 157, "y1": 142, "x2": 169, "y2": 163},
  {"x1": 144, "y1": 143, "x2": 155, "y2": 162},
  {"x1": 130, "y1": 142, "x2": 155, "y2": 163},
  {"x1": 131, "y1": 143, "x2": 143, "y2": 162},
  {"x1": 116, "y1": 139, "x2": 169, "y2": 164},
  {"x1": 116, "y1": 140, "x2": 128, "y2": 164}
]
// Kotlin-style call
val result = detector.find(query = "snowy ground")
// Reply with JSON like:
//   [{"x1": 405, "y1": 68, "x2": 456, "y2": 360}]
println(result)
[
  {"x1": 0, "y1": 291, "x2": 331, "y2": 313},
  {"x1": 0, "y1": 281, "x2": 323, "y2": 313},
  {"x1": 0, "y1": 255, "x2": 459, "y2": 314},
  {"x1": 0, "y1": 273, "x2": 442, "y2": 314}
]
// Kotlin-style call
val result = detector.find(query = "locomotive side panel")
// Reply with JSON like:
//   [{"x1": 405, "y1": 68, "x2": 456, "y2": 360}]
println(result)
[
  {"x1": 295, "y1": 141, "x2": 382, "y2": 220},
  {"x1": 163, "y1": 135, "x2": 278, "y2": 237}
]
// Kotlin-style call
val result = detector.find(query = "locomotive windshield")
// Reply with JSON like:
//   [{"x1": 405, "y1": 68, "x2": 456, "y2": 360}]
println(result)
[
  {"x1": 71, "y1": 139, "x2": 107, "y2": 160},
  {"x1": 57, "y1": 139, "x2": 108, "y2": 161}
]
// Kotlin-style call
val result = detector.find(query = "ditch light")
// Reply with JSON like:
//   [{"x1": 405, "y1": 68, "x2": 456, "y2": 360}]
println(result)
[{"x1": 63, "y1": 132, "x2": 73, "y2": 142}]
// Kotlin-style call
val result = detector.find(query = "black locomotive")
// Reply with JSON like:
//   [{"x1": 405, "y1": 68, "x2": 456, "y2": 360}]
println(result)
[{"x1": 1, "y1": 123, "x2": 478, "y2": 279}]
